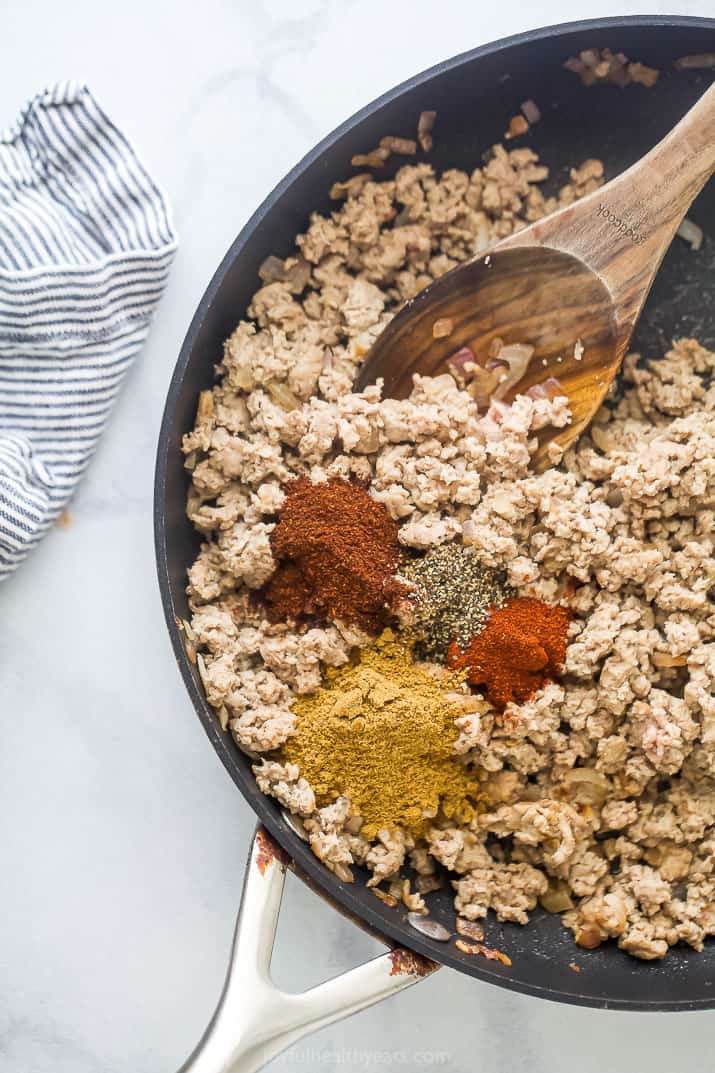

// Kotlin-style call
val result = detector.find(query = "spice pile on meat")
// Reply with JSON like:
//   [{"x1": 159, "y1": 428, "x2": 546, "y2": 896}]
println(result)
[{"x1": 181, "y1": 114, "x2": 715, "y2": 961}]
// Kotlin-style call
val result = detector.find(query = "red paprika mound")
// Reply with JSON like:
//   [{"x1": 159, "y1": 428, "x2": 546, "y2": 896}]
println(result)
[
  {"x1": 264, "y1": 477, "x2": 405, "y2": 632},
  {"x1": 448, "y1": 596, "x2": 570, "y2": 711}
]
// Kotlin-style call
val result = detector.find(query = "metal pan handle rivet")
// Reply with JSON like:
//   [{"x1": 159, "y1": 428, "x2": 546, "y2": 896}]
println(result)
[{"x1": 177, "y1": 826, "x2": 438, "y2": 1073}]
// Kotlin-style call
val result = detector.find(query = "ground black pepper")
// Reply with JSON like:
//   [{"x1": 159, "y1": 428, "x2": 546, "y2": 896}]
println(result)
[{"x1": 400, "y1": 544, "x2": 511, "y2": 659}]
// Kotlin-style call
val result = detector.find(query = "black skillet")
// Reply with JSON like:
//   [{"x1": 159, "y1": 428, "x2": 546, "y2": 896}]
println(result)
[{"x1": 156, "y1": 16, "x2": 715, "y2": 1030}]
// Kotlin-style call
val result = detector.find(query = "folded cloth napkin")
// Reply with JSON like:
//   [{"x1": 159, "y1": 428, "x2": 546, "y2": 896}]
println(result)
[{"x1": 0, "y1": 81, "x2": 177, "y2": 581}]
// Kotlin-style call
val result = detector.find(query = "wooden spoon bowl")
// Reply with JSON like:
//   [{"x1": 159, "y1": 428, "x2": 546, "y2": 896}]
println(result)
[
  {"x1": 355, "y1": 246, "x2": 618, "y2": 460},
  {"x1": 357, "y1": 83, "x2": 715, "y2": 469}
]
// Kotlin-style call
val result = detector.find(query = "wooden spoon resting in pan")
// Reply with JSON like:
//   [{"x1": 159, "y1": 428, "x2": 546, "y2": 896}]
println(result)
[{"x1": 356, "y1": 83, "x2": 715, "y2": 470}]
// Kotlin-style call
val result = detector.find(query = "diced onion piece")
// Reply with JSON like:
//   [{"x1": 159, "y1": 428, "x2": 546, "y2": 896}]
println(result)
[
  {"x1": 591, "y1": 425, "x2": 618, "y2": 452},
  {"x1": 258, "y1": 254, "x2": 311, "y2": 293},
  {"x1": 542, "y1": 376, "x2": 565, "y2": 399},
  {"x1": 197, "y1": 390, "x2": 214, "y2": 422},
  {"x1": 474, "y1": 217, "x2": 491, "y2": 252},
  {"x1": 330, "y1": 173, "x2": 373, "y2": 200},
  {"x1": 491, "y1": 343, "x2": 535, "y2": 399},
  {"x1": 562, "y1": 767, "x2": 610, "y2": 806},
  {"x1": 418, "y1": 110, "x2": 437, "y2": 152},
  {"x1": 266, "y1": 380, "x2": 301, "y2": 411},
  {"x1": 608, "y1": 58, "x2": 631, "y2": 88},
  {"x1": 675, "y1": 53, "x2": 715, "y2": 69},
  {"x1": 379, "y1": 135, "x2": 417, "y2": 155},
  {"x1": 564, "y1": 56, "x2": 586, "y2": 74},
  {"x1": 281, "y1": 810, "x2": 309, "y2": 841},
  {"x1": 447, "y1": 346, "x2": 477, "y2": 383},
  {"x1": 462, "y1": 519, "x2": 478, "y2": 546},
  {"x1": 351, "y1": 147, "x2": 391, "y2": 168},
  {"x1": 432, "y1": 317, "x2": 454, "y2": 339},
  {"x1": 677, "y1": 218, "x2": 703, "y2": 251},
  {"x1": 467, "y1": 366, "x2": 504, "y2": 408},
  {"x1": 652, "y1": 652, "x2": 688, "y2": 668},
  {"x1": 258, "y1": 255, "x2": 287, "y2": 283},
  {"x1": 520, "y1": 99, "x2": 541, "y2": 124},
  {"x1": 628, "y1": 61, "x2": 659, "y2": 87},
  {"x1": 284, "y1": 257, "x2": 311, "y2": 293},
  {"x1": 575, "y1": 924, "x2": 603, "y2": 950},
  {"x1": 372, "y1": 888, "x2": 398, "y2": 907},
  {"x1": 527, "y1": 379, "x2": 566, "y2": 401},
  {"x1": 579, "y1": 49, "x2": 601, "y2": 69},
  {"x1": 574, "y1": 338, "x2": 585, "y2": 362},
  {"x1": 414, "y1": 873, "x2": 445, "y2": 894},
  {"x1": 540, "y1": 880, "x2": 575, "y2": 913}
]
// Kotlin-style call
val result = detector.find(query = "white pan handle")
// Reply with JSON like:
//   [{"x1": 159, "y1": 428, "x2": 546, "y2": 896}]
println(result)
[{"x1": 177, "y1": 826, "x2": 439, "y2": 1073}]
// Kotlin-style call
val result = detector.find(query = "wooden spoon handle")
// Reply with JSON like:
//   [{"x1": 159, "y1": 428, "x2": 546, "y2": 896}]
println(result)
[
  {"x1": 501, "y1": 82, "x2": 715, "y2": 334},
  {"x1": 584, "y1": 82, "x2": 714, "y2": 273}
]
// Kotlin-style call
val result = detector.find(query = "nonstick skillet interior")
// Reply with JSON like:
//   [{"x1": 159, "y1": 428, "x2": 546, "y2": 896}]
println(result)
[{"x1": 155, "y1": 16, "x2": 715, "y2": 1010}]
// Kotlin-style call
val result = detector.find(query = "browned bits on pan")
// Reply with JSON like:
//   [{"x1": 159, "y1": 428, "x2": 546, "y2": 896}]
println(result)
[
  {"x1": 456, "y1": 917, "x2": 485, "y2": 942},
  {"x1": 505, "y1": 115, "x2": 529, "y2": 140},
  {"x1": 455, "y1": 940, "x2": 512, "y2": 966},
  {"x1": 432, "y1": 317, "x2": 454, "y2": 339},
  {"x1": 418, "y1": 110, "x2": 436, "y2": 152},
  {"x1": 388, "y1": 948, "x2": 439, "y2": 977},
  {"x1": 372, "y1": 887, "x2": 398, "y2": 908}
]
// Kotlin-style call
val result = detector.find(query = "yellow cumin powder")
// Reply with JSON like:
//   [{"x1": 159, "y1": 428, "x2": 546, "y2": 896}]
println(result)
[{"x1": 282, "y1": 629, "x2": 480, "y2": 839}]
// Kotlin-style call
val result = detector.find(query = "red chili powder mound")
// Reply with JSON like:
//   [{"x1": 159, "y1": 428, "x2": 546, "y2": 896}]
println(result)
[
  {"x1": 448, "y1": 596, "x2": 570, "y2": 711},
  {"x1": 264, "y1": 477, "x2": 405, "y2": 632}
]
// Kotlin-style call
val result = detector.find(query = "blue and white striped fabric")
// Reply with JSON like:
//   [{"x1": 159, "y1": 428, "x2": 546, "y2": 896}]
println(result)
[{"x1": 0, "y1": 81, "x2": 176, "y2": 581}]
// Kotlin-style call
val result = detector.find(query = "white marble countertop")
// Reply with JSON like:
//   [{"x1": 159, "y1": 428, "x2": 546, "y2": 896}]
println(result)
[{"x1": 1, "y1": 1, "x2": 713, "y2": 1070}]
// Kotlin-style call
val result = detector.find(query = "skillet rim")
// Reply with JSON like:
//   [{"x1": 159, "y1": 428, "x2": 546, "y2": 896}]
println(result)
[{"x1": 155, "y1": 14, "x2": 715, "y2": 1011}]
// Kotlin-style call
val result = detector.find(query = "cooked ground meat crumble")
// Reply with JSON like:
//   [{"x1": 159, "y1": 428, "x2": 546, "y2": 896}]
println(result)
[{"x1": 183, "y1": 145, "x2": 714, "y2": 961}]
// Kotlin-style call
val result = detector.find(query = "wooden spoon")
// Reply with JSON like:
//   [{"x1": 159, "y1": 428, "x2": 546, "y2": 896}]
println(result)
[{"x1": 356, "y1": 83, "x2": 715, "y2": 470}]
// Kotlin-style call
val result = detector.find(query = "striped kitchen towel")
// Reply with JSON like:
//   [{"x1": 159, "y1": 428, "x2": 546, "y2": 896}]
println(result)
[{"x1": 0, "y1": 81, "x2": 177, "y2": 581}]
